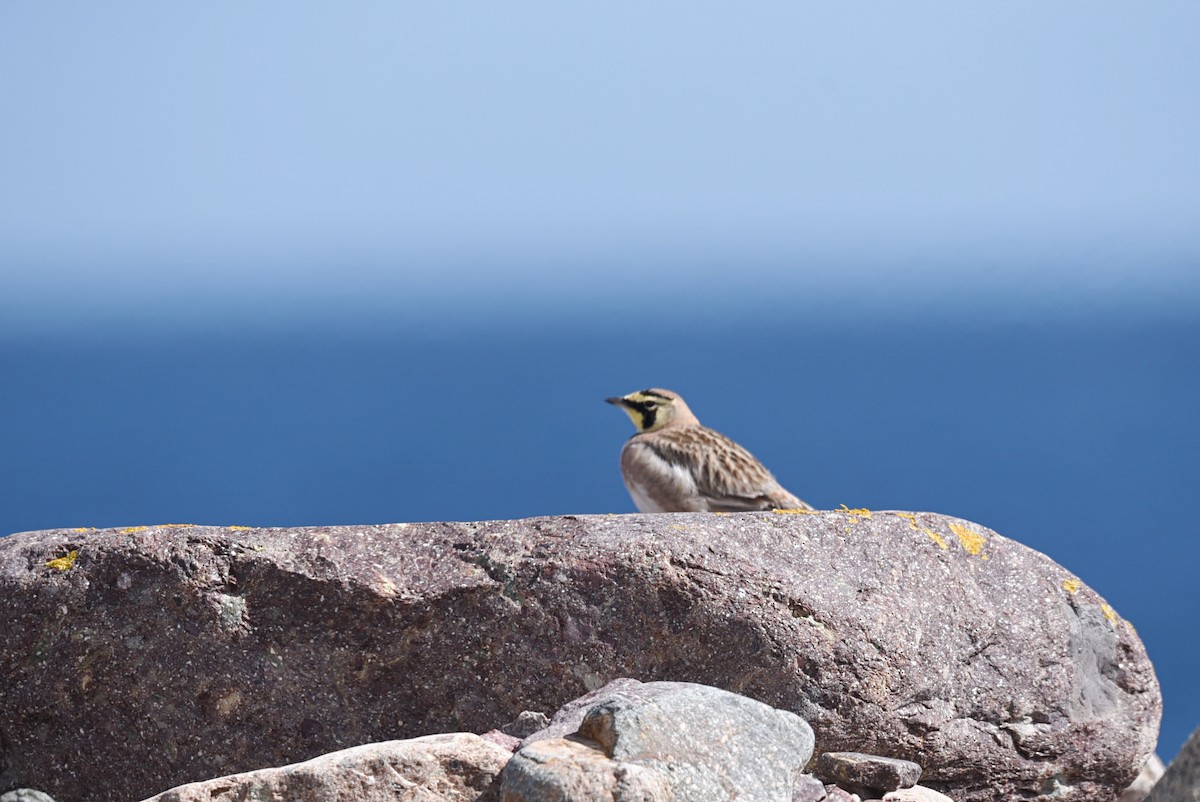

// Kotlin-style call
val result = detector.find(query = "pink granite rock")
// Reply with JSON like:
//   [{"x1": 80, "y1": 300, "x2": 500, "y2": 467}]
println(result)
[{"x1": 0, "y1": 512, "x2": 1160, "y2": 802}]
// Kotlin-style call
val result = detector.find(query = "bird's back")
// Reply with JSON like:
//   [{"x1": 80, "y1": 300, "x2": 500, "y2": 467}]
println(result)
[{"x1": 622, "y1": 424, "x2": 810, "y2": 512}]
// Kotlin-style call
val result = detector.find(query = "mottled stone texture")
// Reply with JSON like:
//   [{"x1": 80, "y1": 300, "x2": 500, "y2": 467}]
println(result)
[
  {"x1": 0, "y1": 512, "x2": 1160, "y2": 802},
  {"x1": 137, "y1": 733, "x2": 510, "y2": 802},
  {"x1": 505, "y1": 679, "x2": 814, "y2": 801},
  {"x1": 500, "y1": 737, "x2": 673, "y2": 802},
  {"x1": 814, "y1": 752, "x2": 921, "y2": 796}
]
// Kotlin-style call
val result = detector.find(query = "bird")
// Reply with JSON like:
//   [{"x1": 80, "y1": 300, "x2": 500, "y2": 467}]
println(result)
[{"x1": 605, "y1": 388, "x2": 813, "y2": 513}]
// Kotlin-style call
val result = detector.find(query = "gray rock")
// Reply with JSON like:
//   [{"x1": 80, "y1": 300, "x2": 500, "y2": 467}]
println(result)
[
  {"x1": 502, "y1": 711, "x2": 552, "y2": 739},
  {"x1": 137, "y1": 733, "x2": 510, "y2": 802},
  {"x1": 813, "y1": 752, "x2": 921, "y2": 796},
  {"x1": 506, "y1": 680, "x2": 811, "y2": 802},
  {"x1": 1147, "y1": 728, "x2": 1200, "y2": 802},
  {"x1": 501, "y1": 736, "x2": 674, "y2": 802},
  {"x1": 0, "y1": 791, "x2": 57, "y2": 802},
  {"x1": 0, "y1": 513, "x2": 1160, "y2": 802},
  {"x1": 579, "y1": 680, "x2": 814, "y2": 801}
]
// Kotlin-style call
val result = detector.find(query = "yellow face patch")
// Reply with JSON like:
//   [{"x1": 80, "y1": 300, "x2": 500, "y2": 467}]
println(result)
[
  {"x1": 608, "y1": 389, "x2": 676, "y2": 432},
  {"x1": 616, "y1": 402, "x2": 648, "y2": 429},
  {"x1": 624, "y1": 392, "x2": 673, "y2": 432}
]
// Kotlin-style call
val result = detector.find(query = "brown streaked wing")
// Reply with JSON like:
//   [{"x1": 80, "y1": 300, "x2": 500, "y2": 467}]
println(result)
[{"x1": 651, "y1": 426, "x2": 801, "y2": 511}]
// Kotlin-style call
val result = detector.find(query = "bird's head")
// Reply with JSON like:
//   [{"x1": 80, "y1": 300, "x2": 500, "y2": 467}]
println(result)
[{"x1": 605, "y1": 388, "x2": 699, "y2": 433}]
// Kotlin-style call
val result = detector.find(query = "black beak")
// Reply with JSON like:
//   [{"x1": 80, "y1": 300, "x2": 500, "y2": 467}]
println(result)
[{"x1": 605, "y1": 396, "x2": 626, "y2": 407}]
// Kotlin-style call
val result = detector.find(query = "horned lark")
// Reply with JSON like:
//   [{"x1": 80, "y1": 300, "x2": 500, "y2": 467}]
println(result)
[{"x1": 606, "y1": 388, "x2": 813, "y2": 513}]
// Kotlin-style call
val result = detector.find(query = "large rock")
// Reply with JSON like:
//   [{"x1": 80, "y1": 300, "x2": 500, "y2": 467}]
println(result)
[
  {"x1": 0, "y1": 512, "x2": 1159, "y2": 802},
  {"x1": 138, "y1": 733, "x2": 510, "y2": 802}
]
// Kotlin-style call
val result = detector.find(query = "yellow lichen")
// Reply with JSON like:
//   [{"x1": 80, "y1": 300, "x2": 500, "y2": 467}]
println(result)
[
  {"x1": 1101, "y1": 603, "x2": 1118, "y2": 625},
  {"x1": 772, "y1": 508, "x2": 819, "y2": 515},
  {"x1": 70, "y1": 527, "x2": 93, "y2": 533},
  {"x1": 1062, "y1": 578, "x2": 1082, "y2": 594},
  {"x1": 45, "y1": 550, "x2": 79, "y2": 572},
  {"x1": 121, "y1": 524, "x2": 196, "y2": 534},
  {"x1": 948, "y1": 522, "x2": 986, "y2": 556},
  {"x1": 838, "y1": 505, "x2": 872, "y2": 518},
  {"x1": 893, "y1": 513, "x2": 949, "y2": 548},
  {"x1": 227, "y1": 526, "x2": 252, "y2": 531},
  {"x1": 925, "y1": 529, "x2": 949, "y2": 550}
]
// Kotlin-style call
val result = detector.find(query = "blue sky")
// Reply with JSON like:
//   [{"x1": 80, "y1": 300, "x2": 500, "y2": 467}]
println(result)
[{"x1": 2, "y1": 2, "x2": 1198, "y2": 332}]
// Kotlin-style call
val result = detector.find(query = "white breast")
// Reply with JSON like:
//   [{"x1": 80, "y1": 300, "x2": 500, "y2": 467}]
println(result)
[
  {"x1": 627, "y1": 482, "x2": 669, "y2": 513},
  {"x1": 623, "y1": 456, "x2": 699, "y2": 513}
]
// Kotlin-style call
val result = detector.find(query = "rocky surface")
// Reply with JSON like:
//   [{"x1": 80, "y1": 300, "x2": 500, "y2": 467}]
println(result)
[
  {"x1": 0, "y1": 511, "x2": 1160, "y2": 802},
  {"x1": 502, "y1": 679, "x2": 814, "y2": 801},
  {"x1": 1147, "y1": 728, "x2": 1200, "y2": 802},
  {"x1": 137, "y1": 733, "x2": 509, "y2": 802},
  {"x1": 814, "y1": 752, "x2": 922, "y2": 797},
  {"x1": 500, "y1": 736, "x2": 673, "y2": 802}
]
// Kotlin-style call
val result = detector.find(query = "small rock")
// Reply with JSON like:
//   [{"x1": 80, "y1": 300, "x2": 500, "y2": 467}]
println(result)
[
  {"x1": 883, "y1": 786, "x2": 955, "y2": 802},
  {"x1": 502, "y1": 711, "x2": 552, "y2": 739},
  {"x1": 814, "y1": 752, "x2": 922, "y2": 797},
  {"x1": 500, "y1": 736, "x2": 673, "y2": 802},
  {"x1": 482, "y1": 729, "x2": 523, "y2": 752},
  {"x1": 793, "y1": 774, "x2": 828, "y2": 801},
  {"x1": 825, "y1": 786, "x2": 862, "y2": 802},
  {"x1": 577, "y1": 681, "x2": 815, "y2": 801},
  {"x1": 137, "y1": 733, "x2": 511, "y2": 802},
  {"x1": 506, "y1": 679, "x2": 814, "y2": 802},
  {"x1": 0, "y1": 792, "x2": 57, "y2": 802}
]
